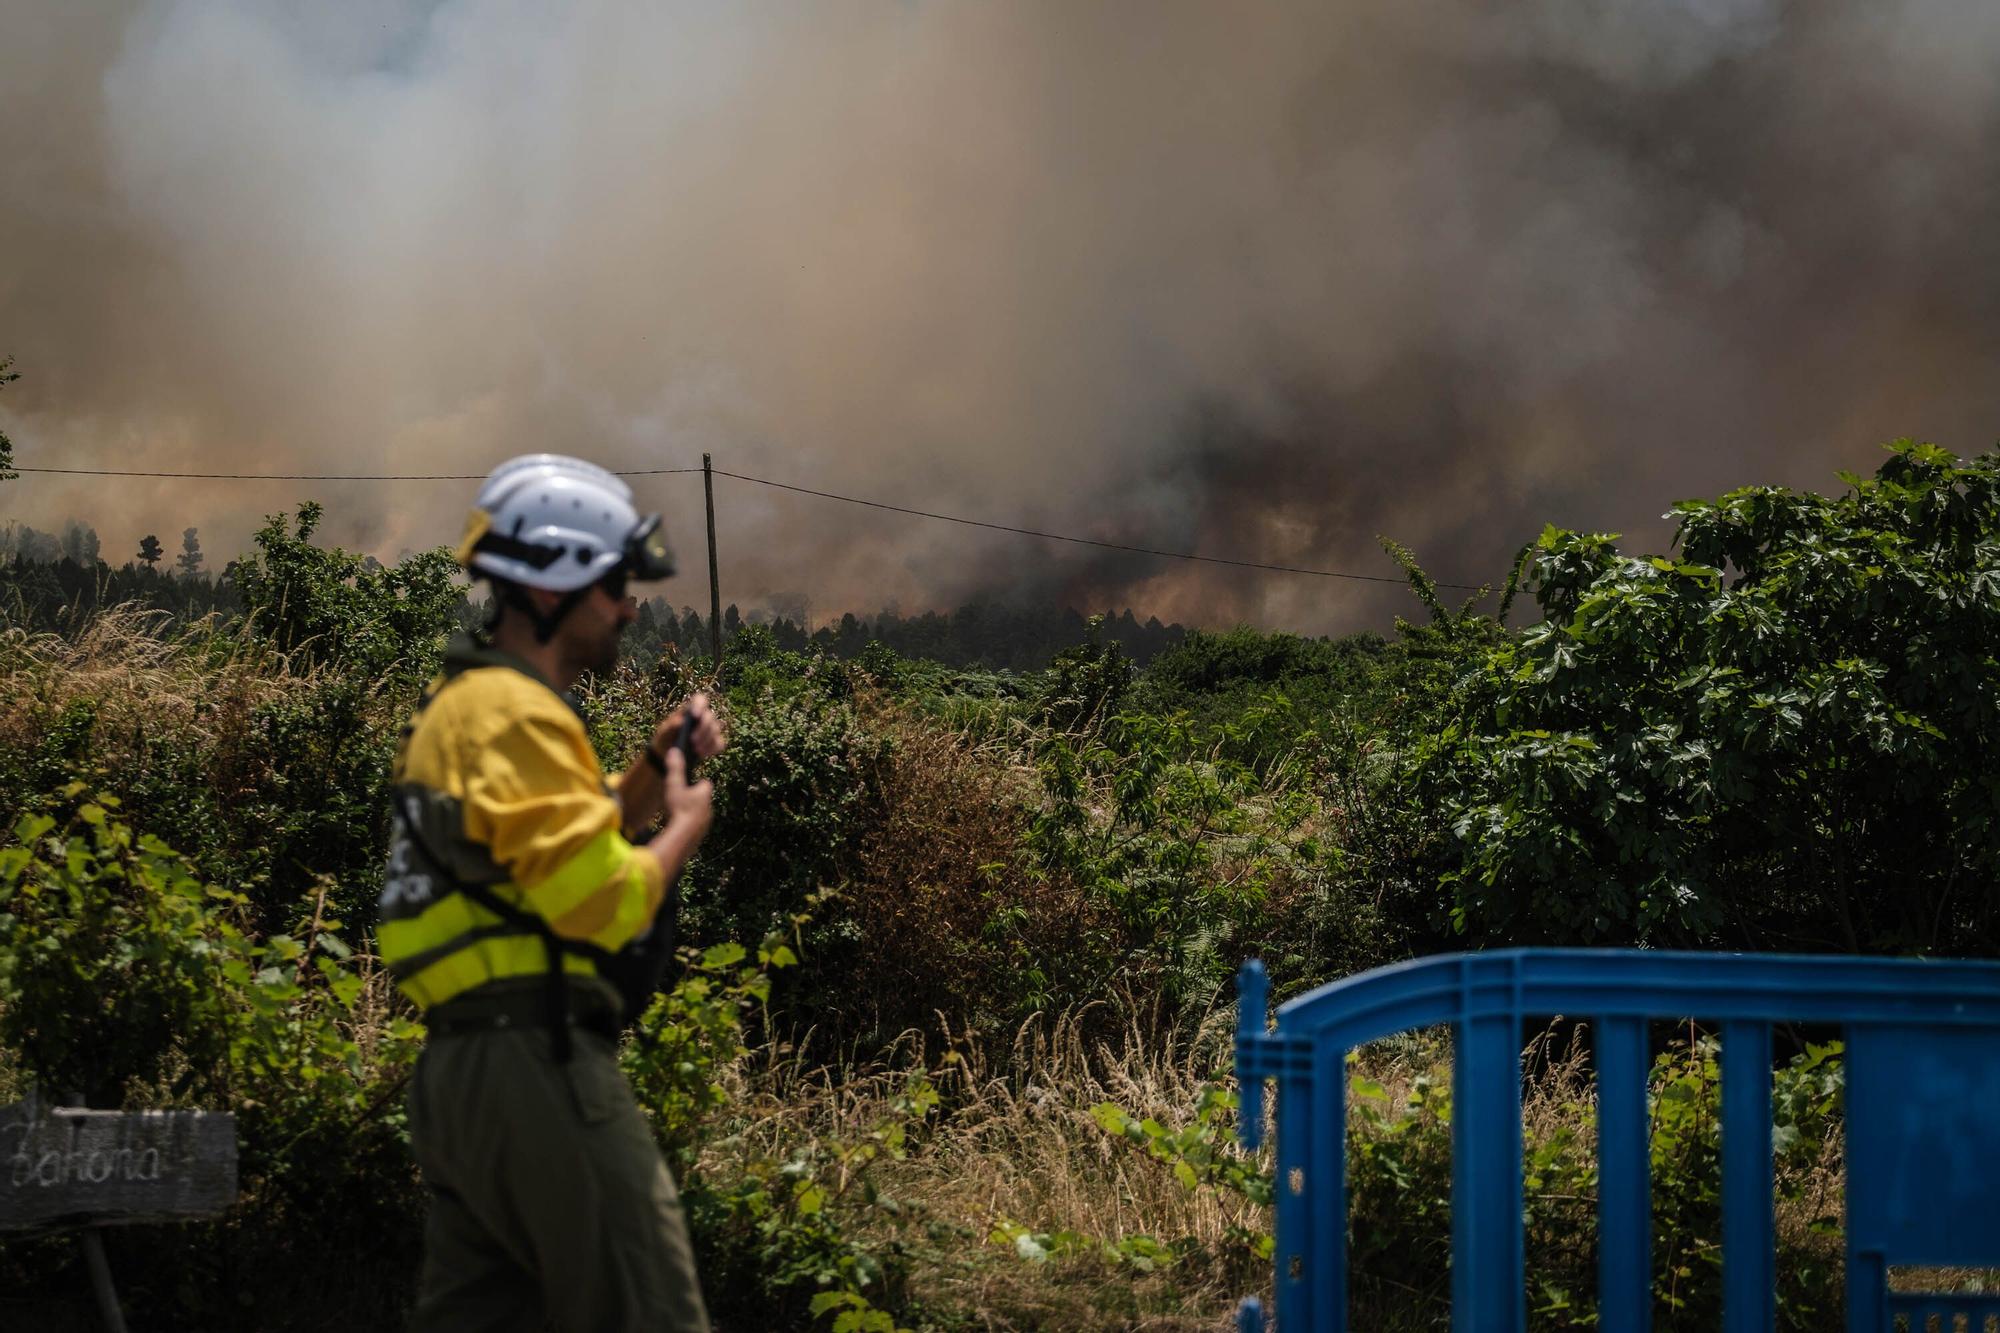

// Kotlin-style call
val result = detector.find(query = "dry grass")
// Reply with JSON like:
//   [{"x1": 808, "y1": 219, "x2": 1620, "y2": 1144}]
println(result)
[
  {"x1": 832, "y1": 693, "x2": 1127, "y2": 1053},
  {"x1": 0, "y1": 606, "x2": 329, "y2": 790},
  {"x1": 699, "y1": 996, "x2": 1263, "y2": 1331}
]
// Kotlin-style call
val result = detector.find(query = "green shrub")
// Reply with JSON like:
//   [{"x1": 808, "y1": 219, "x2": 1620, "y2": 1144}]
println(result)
[
  {"x1": 1072, "y1": 1034, "x2": 1844, "y2": 1331},
  {"x1": 690, "y1": 1070, "x2": 936, "y2": 1333},
  {"x1": 622, "y1": 907, "x2": 933, "y2": 1332},
  {"x1": 0, "y1": 788, "x2": 250, "y2": 1105},
  {"x1": 624, "y1": 932, "x2": 801, "y2": 1176},
  {"x1": 0, "y1": 503, "x2": 462, "y2": 940},
  {"x1": 0, "y1": 789, "x2": 425, "y2": 1329},
  {"x1": 1087, "y1": 1084, "x2": 1275, "y2": 1274},
  {"x1": 1038, "y1": 619, "x2": 1133, "y2": 731},
  {"x1": 1437, "y1": 442, "x2": 2000, "y2": 953},
  {"x1": 679, "y1": 676, "x2": 884, "y2": 970},
  {"x1": 233, "y1": 502, "x2": 461, "y2": 684},
  {"x1": 1025, "y1": 712, "x2": 1323, "y2": 1016}
]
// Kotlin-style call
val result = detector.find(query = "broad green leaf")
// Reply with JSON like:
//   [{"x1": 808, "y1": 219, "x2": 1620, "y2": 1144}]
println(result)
[
  {"x1": 1089, "y1": 1103, "x2": 1129, "y2": 1135},
  {"x1": 702, "y1": 941, "x2": 747, "y2": 969}
]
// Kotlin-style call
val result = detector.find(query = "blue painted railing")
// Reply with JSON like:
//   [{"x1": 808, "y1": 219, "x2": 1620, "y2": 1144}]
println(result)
[{"x1": 1231, "y1": 949, "x2": 2000, "y2": 1332}]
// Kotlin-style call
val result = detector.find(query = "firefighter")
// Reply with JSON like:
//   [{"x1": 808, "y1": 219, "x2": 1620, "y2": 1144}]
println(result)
[{"x1": 379, "y1": 453, "x2": 721, "y2": 1332}]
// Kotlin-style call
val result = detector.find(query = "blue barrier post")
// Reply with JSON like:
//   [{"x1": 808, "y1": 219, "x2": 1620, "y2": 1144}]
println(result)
[
  {"x1": 1307, "y1": 1041, "x2": 1346, "y2": 1327},
  {"x1": 1721, "y1": 1020, "x2": 1774, "y2": 1333},
  {"x1": 1452, "y1": 1007, "x2": 1525, "y2": 1333},
  {"x1": 1595, "y1": 1014, "x2": 1651, "y2": 1333}
]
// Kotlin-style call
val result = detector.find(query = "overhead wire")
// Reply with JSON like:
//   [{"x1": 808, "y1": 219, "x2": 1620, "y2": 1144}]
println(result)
[
  {"x1": 711, "y1": 467, "x2": 1487, "y2": 591},
  {"x1": 10, "y1": 460, "x2": 1486, "y2": 591},
  {"x1": 11, "y1": 465, "x2": 704, "y2": 480}
]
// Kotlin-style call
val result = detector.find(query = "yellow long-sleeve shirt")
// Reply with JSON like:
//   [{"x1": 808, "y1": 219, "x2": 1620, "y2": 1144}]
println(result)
[{"x1": 377, "y1": 635, "x2": 663, "y2": 1012}]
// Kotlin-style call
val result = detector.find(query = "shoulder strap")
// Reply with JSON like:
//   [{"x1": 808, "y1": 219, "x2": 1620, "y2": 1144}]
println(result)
[{"x1": 453, "y1": 881, "x2": 618, "y2": 1064}]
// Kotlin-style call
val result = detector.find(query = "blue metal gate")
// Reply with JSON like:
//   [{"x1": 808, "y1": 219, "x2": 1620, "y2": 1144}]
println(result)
[{"x1": 1231, "y1": 949, "x2": 2000, "y2": 1332}]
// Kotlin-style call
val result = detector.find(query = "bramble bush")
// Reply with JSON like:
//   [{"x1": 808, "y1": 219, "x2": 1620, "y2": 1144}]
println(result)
[
  {"x1": 680, "y1": 671, "x2": 887, "y2": 1020},
  {"x1": 625, "y1": 926, "x2": 806, "y2": 1177},
  {"x1": 621, "y1": 901, "x2": 933, "y2": 1332},
  {"x1": 0, "y1": 790, "x2": 426, "y2": 1329},
  {"x1": 1026, "y1": 712, "x2": 1317, "y2": 1018},
  {"x1": 0, "y1": 790, "x2": 925, "y2": 1331},
  {"x1": 1, "y1": 789, "x2": 270, "y2": 1107}
]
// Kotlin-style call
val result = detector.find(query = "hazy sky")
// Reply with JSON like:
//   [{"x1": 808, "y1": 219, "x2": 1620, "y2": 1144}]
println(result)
[{"x1": 5, "y1": 1, "x2": 1999, "y2": 632}]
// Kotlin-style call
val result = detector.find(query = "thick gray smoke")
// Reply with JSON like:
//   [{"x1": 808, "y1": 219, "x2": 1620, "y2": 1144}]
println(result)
[{"x1": 4, "y1": 1, "x2": 1999, "y2": 632}]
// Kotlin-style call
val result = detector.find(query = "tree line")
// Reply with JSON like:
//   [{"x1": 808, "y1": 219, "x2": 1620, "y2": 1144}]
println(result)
[
  {"x1": 2, "y1": 519, "x2": 204, "y2": 573},
  {"x1": 0, "y1": 518, "x2": 1190, "y2": 671},
  {"x1": 626, "y1": 598, "x2": 1185, "y2": 670}
]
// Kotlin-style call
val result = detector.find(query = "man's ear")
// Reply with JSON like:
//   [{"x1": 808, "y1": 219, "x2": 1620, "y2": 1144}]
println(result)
[{"x1": 526, "y1": 585, "x2": 567, "y2": 615}]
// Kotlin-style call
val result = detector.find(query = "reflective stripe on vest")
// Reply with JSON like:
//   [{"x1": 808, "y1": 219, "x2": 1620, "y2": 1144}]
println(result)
[{"x1": 380, "y1": 815, "x2": 638, "y2": 1009}]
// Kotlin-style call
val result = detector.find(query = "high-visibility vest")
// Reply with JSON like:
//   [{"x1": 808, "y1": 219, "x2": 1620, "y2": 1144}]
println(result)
[{"x1": 377, "y1": 634, "x2": 664, "y2": 1039}]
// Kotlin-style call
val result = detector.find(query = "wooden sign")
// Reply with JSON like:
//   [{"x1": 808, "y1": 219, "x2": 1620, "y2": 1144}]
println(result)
[{"x1": 0, "y1": 1095, "x2": 237, "y2": 1230}]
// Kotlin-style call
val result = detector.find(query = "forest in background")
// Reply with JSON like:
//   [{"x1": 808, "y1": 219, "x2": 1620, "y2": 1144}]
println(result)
[
  {"x1": 1, "y1": 513, "x2": 1188, "y2": 673},
  {"x1": 2, "y1": 440, "x2": 1997, "y2": 1329}
]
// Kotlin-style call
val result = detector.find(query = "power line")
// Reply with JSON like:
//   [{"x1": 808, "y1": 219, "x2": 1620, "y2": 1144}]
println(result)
[
  {"x1": 11, "y1": 458, "x2": 1485, "y2": 590},
  {"x1": 12, "y1": 465, "x2": 704, "y2": 480},
  {"x1": 712, "y1": 467, "x2": 1488, "y2": 591}
]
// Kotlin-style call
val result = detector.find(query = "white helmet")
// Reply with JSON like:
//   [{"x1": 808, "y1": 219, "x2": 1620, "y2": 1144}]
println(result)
[{"x1": 457, "y1": 454, "x2": 675, "y2": 593}]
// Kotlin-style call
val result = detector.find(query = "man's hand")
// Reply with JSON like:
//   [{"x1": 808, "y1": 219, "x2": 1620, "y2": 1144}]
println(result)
[
  {"x1": 645, "y1": 738, "x2": 716, "y2": 887},
  {"x1": 651, "y1": 692, "x2": 726, "y2": 765},
  {"x1": 617, "y1": 693, "x2": 728, "y2": 838}
]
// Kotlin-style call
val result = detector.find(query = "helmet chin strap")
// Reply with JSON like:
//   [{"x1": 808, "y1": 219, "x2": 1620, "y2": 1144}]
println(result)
[{"x1": 495, "y1": 580, "x2": 593, "y2": 644}]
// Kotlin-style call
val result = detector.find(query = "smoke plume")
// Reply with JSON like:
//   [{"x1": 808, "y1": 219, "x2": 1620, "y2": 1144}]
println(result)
[{"x1": 4, "y1": 1, "x2": 1999, "y2": 632}]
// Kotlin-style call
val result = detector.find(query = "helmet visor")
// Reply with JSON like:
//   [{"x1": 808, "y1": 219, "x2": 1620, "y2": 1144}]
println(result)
[{"x1": 624, "y1": 513, "x2": 676, "y2": 581}]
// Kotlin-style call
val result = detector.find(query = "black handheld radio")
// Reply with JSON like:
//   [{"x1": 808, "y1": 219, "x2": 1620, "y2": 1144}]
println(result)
[{"x1": 602, "y1": 707, "x2": 700, "y2": 1024}]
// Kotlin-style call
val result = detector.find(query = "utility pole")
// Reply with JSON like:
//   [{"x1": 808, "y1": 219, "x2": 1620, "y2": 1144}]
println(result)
[{"x1": 703, "y1": 453, "x2": 722, "y2": 670}]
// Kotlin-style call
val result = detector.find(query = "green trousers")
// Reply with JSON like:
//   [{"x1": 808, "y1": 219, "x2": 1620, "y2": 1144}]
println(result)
[{"x1": 407, "y1": 997, "x2": 710, "y2": 1333}]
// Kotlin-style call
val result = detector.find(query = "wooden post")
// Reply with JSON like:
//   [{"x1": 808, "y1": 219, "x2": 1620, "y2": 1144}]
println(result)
[
  {"x1": 703, "y1": 453, "x2": 722, "y2": 670},
  {"x1": 66, "y1": 1088, "x2": 130, "y2": 1333},
  {"x1": 82, "y1": 1229, "x2": 129, "y2": 1333}
]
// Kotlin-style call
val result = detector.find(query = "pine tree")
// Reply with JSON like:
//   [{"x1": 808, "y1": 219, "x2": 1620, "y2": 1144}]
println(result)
[
  {"x1": 137, "y1": 534, "x2": 164, "y2": 568},
  {"x1": 837, "y1": 611, "x2": 866, "y2": 657},
  {"x1": 61, "y1": 521, "x2": 101, "y2": 567},
  {"x1": 176, "y1": 527, "x2": 204, "y2": 578}
]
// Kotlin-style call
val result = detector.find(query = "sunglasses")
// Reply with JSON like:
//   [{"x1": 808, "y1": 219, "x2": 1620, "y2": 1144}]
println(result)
[{"x1": 597, "y1": 566, "x2": 632, "y2": 601}]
